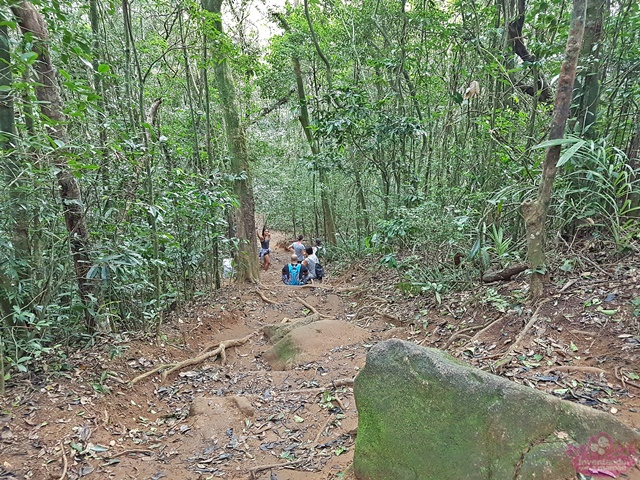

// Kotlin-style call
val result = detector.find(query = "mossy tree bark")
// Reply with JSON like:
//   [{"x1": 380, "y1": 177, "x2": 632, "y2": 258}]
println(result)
[
  {"x1": 11, "y1": 2, "x2": 98, "y2": 329},
  {"x1": 201, "y1": 0, "x2": 259, "y2": 283},
  {"x1": 523, "y1": 0, "x2": 587, "y2": 299}
]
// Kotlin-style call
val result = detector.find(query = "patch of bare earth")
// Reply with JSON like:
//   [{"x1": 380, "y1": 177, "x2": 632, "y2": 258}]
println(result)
[{"x1": 1, "y1": 234, "x2": 639, "y2": 479}]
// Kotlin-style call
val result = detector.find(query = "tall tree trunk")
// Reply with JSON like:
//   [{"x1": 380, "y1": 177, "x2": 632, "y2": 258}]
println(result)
[
  {"x1": 274, "y1": 12, "x2": 337, "y2": 243},
  {"x1": 201, "y1": 0, "x2": 259, "y2": 283},
  {"x1": 574, "y1": 0, "x2": 607, "y2": 137},
  {"x1": 121, "y1": 0, "x2": 135, "y2": 128},
  {"x1": 0, "y1": 24, "x2": 12, "y2": 147},
  {"x1": 522, "y1": 0, "x2": 587, "y2": 299},
  {"x1": 627, "y1": 111, "x2": 640, "y2": 213},
  {"x1": 201, "y1": 32, "x2": 214, "y2": 168},
  {"x1": 89, "y1": 0, "x2": 111, "y2": 216},
  {"x1": 0, "y1": 22, "x2": 22, "y2": 320},
  {"x1": 11, "y1": 2, "x2": 97, "y2": 329},
  {"x1": 354, "y1": 164, "x2": 370, "y2": 235},
  {"x1": 179, "y1": 7, "x2": 202, "y2": 171}
]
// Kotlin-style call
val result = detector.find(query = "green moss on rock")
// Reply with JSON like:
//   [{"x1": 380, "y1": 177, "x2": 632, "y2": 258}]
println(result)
[
  {"x1": 354, "y1": 339, "x2": 640, "y2": 480},
  {"x1": 263, "y1": 335, "x2": 300, "y2": 370}
]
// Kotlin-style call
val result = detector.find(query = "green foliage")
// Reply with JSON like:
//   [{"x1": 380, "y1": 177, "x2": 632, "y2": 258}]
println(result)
[
  {"x1": 370, "y1": 201, "x2": 468, "y2": 255},
  {"x1": 481, "y1": 288, "x2": 510, "y2": 313},
  {"x1": 555, "y1": 137, "x2": 640, "y2": 250},
  {"x1": 2, "y1": 0, "x2": 639, "y2": 379}
]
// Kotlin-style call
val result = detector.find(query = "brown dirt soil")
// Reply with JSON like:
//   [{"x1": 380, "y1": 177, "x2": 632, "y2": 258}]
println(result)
[{"x1": 1, "y1": 231, "x2": 639, "y2": 480}]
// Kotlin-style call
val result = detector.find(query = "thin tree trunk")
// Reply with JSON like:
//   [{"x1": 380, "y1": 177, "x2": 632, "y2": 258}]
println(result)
[
  {"x1": 0, "y1": 24, "x2": 13, "y2": 147},
  {"x1": 89, "y1": 0, "x2": 113, "y2": 219},
  {"x1": 179, "y1": 7, "x2": 201, "y2": 171},
  {"x1": 202, "y1": 0, "x2": 259, "y2": 283},
  {"x1": 627, "y1": 111, "x2": 640, "y2": 213},
  {"x1": 354, "y1": 164, "x2": 369, "y2": 235},
  {"x1": 201, "y1": 32, "x2": 214, "y2": 168},
  {"x1": 522, "y1": 0, "x2": 587, "y2": 299},
  {"x1": 12, "y1": 2, "x2": 97, "y2": 329},
  {"x1": 145, "y1": 98, "x2": 162, "y2": 299},
  {"x1": 274, "y1": 12, "x2": 337, "y2": 243},
  {"x1": 0, "y1": 23, "x2": 22, "y2": 320},
  {"x1": 303, "y1": 0, "x2": 332, "y2": 92},
  {"x1": 574, "y1": 0, "x2": 607, "y2": 137},
  {"x1": 121, "y1": 0, "x2": 135, "y2": 128}
]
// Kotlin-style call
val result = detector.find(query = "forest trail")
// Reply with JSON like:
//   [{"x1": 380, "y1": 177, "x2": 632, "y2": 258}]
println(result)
[{"x1": 1, "y1": 233, "x2": 639, "y2": 480}]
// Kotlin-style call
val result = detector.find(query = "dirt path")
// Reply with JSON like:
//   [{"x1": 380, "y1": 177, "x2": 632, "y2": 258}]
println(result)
[
  {"x1": 1, "y1": 232, "x2": 372, "y2": 480},
  {"x1": 1, "y1": 232, "x2": 639, "y2": 479}
]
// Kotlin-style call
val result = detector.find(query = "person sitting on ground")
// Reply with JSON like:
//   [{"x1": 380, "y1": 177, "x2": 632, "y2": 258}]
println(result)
[
  {"x1": 282, "y1": 254, "x2": 309, "y2": 286},
  {"x1": 302, "y1": 246, "x2": 318, "y2": 282},
  {"x1": 256, "y1": 227, "x2": 271, "y2": 271},
  {"x1": 288, "y1": 235, "x2": 306, "y2": 262}
]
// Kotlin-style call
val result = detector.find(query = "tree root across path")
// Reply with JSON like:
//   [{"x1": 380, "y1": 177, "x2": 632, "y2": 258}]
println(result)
[
  {"x1": 256, "y1": 288, "x2": 278, "y2": 304},
  {"x1": 248, "y1": 459, "x2": 302, "y2": 480},
  {"x1": 295, "y1": 296, "x2": 332, "y2": 319},
  {"x1": 545, "y1": 366, "x2": 606, "y2": 376},
  {"x1": 444, "y1": 316, "x2": 502, "y2": 350},
  {"x1": 129, "y1": 332, "x2": 256, "y2": 386},
  {"x1": 494, "y1": 299, "x2": 550, "y2": 368}
]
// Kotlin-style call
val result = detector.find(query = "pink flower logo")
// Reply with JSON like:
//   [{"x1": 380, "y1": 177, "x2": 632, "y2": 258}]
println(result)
[{"x1": 566, "y1": 432, "x2": 638, "y2": 477}]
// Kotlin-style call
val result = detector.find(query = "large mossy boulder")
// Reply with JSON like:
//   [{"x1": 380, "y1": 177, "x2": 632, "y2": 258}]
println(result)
[{"x1": 354, "y1": 339, "x2": 640, "y2": 480}]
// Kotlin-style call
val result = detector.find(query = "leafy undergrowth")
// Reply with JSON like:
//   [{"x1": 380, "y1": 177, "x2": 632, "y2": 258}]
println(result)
[{"x1": 1, "y1": 235, "x2": 639, "y2": 480}]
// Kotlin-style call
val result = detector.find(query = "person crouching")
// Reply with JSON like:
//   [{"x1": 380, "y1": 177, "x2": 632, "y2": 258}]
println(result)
[{"x1": 282, "y1": 254, "x2": 309, "y2": 286}]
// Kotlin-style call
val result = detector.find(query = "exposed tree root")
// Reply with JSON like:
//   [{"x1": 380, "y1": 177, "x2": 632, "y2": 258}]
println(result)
[
  {"x1": 108, "y1": 449, "x2": 154, "y2": 459},
  {"x1": 615, "y1": 367, "x2": 640, "y2": 390},
  {"x1": 467, "y1": 317, "x2": 504, "y2": 344},
  {"x1": 58, "y1": 441, "x2": 68, "y2": 480},
  {"x1": 444, "y1": 318, "x2": 501, "y2": 349},
  {"x1": 280, "y1": 377, "x2": 354, "y2": 395},
  {"x1": 374, "y1": 309, "x2": 399, "y2": 322},
  {"x1": 256, "y1": 288, "x2": 278, "y2": 304},
  {"x1": 248, "y1": 460, "x2": 302, "y2": 479},
  {"x1": 494, "y1": 300, "x2": 549, "y2": 368},
  {"x1": 162, "y1": 332, "x2": 255, "y2": 379},
  {"x1": 129, "y1": 332, "x2": 255, "y2": 386},
  {"x1": 545, "y1": 366, "x2": 607, "y2": 376},
  {"x1": 128, "y1": 364, "x2": 173, "y2": 387},
  {"x1": 295, "y1": 296, "x2": 332, "y2": 318},
  {"x1": 314, "y1": 416, "x2": 334, "y2": 444},
  {"x1": 558, "y1": 279, "x2": 578, "y2": 293}
]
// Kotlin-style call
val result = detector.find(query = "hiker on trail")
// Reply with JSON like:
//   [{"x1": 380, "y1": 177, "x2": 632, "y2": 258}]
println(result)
[
  {"x1": 302, "y1": 246, "x2": 319, "y2": 282},
  {"x1": 282, "y1": 254, "x2": 309, "y2": 286},
  {"x1": 313, "y1": 238, "x2": 323, "y2": 257},
  {"x1": 256, "y1": 227, "x2": 271, "y2": 271},
  {"x1": 288, "y1": 235, "x2": 306, "y2": 262}
]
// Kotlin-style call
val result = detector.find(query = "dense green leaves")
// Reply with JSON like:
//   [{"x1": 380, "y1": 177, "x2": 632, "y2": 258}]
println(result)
[{"x1": 1, "y1": 0, "x2": 639, "y2": 376}]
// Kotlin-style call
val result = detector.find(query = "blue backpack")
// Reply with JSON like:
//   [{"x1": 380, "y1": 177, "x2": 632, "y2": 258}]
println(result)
[{"x1": 288, "y1": 264, "x2": 302, "y2": 285}]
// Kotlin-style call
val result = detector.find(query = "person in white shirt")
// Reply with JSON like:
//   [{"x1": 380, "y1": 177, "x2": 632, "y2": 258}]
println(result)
[
  {"x1": 302, "y1": 246, "x2": 319, "y2": 281},
  {"x1": 288, "y1": 235, "x2": 306, "y2": 262}
]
